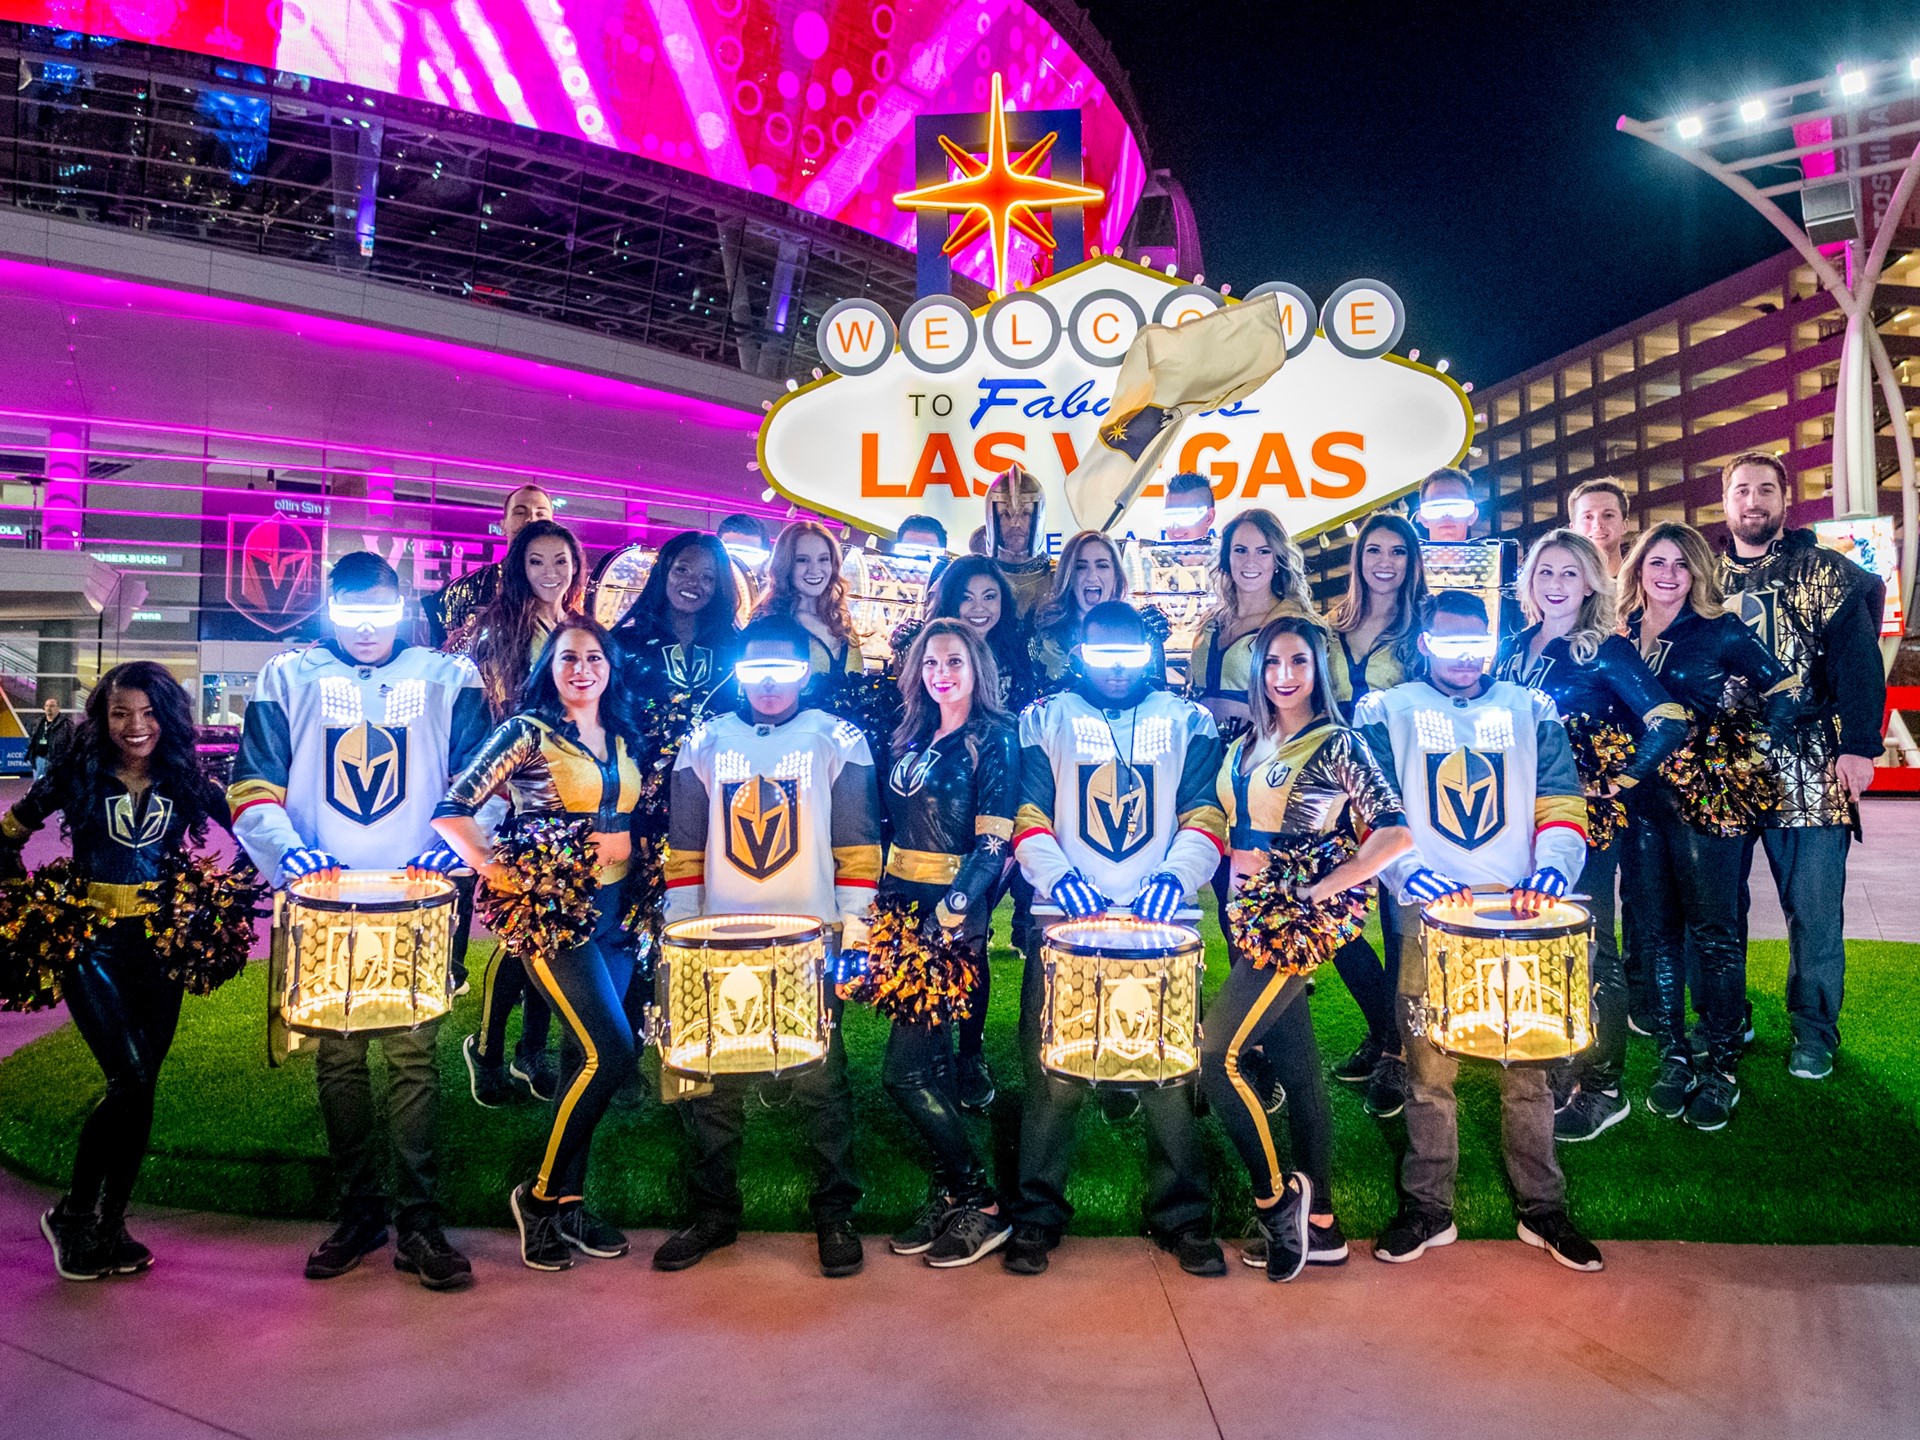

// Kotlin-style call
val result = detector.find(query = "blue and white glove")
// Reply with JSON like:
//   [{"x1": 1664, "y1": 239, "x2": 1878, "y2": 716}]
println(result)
[
  {"x1": 405, "y1": 844, "x2": 462, "y2": 878},
  {"x1": 279, "y1": 848, "x2": 343, "y2": 884},
  {"x1": 1512, "y1": 866, "x2": 1569, "y2": 916},
  {"x1": 1131, "y1": 871, "x2": 1186, "y2": 923},
  {"x1": 830, "y1": 948, "x2": 870, "y2": 987},
  {"x1": 1405, "y1": 867, "x2": 1471, "y2": 906},
  {"x1": 1051, "y1": 870, "x2": 1110, "y2": 920}
]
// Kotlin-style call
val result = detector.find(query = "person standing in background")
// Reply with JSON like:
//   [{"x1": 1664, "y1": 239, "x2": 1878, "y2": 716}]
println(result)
[
  {"x1": 424, "y1": 484, "x2": 554, "y2": 647},
  {"x1": 1568, "y1": 479, "x2": 1632, "y2": 579},
  {"x1": 26, "y1": 696, "x2": 74, "y2": 780},
  {"x1": 983, "y1": 464, "x2": 1055, "y2": 621}
]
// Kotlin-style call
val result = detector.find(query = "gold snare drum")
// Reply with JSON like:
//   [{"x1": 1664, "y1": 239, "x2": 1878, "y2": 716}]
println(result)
[
  {"x1": 656, "y1": 914, "x2": 828, "y2": 1078},
  {"x1": 1417, "y1": 895, "x2": 1594, "y2": 1064},
  {"x1": 272, "y1": 872, "x2": 457, "y2": 1052},
  {"x1": 1039, "y1": 918, "x2": 1203, "y2": 1087}
]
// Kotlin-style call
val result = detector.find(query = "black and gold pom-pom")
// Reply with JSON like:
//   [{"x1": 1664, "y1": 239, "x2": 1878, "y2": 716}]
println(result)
[
  {"x1": 1659, "y1": 707, "x2": 1782, "y2": 838},
  {"x1": 478, "y1": 816, "x2": 600, "y2": 971},
  {"x1": 1224, "y1": 832, "x2": 1368, "y2": 975},
  {"x1": 837, "y1": 896, "x2": 978, "y2": 1027},
  {"x1": 0, "y1": 860, "x2": 98, "y2": 1012},
  {"x1": 833, "y1": 669, "x2": 904, "y2": 760},
  {"x1": 147, "y1": 853, "x2": 269, "y2": 995},
  {"x1": 1562, "y1": 713, "x2": 1634, "y2": 851}
]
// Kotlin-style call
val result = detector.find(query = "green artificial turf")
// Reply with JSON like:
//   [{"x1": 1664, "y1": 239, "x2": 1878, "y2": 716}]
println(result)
[{"x1": 2, "y1": 904, "x2": 1916, "y2": 1243}]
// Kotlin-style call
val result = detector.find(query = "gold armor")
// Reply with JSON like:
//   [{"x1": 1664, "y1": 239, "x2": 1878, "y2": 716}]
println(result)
[{"x1": 985, "y1": 463, "x2": 1053, "y2": 619}]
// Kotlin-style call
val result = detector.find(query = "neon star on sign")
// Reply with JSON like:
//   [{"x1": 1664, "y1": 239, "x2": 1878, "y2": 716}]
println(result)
[{"x1": 893, "y1": 71, "x2": 1106, "y2": 296}]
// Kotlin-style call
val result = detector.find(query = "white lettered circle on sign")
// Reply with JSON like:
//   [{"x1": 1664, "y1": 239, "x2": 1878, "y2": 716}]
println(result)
[
  {"x1": 1240, "y1": 282, "x2": 1318, "y2": 358},
  {"x1": 898, "y1": 295, "x2": 978, "y2": 374},
  {"x1": 1320, "y1": 279, "x2": 1406, "y2": 360},
  {"x1": 1152, "y1": 284, "x2": 1223, "y2": 328},
  {"x1": 1067, "y1": 289, "x2": 1145, "y2": 368},
  {"x1": 981, "y1": 292, "x2": 1062, "y2": 369},
  {"x1": 817, "y1": 297, "x2": 896, "y2": 376}
]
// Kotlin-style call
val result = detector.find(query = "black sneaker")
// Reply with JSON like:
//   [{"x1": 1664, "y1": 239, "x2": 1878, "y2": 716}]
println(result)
[
  {"x1": 1787, "y1": 1041, "x2": 1834, "y2": 1080},
  {"x1": 463, "y1": 1034, "x2": 517, "y2": 1108},
  {"x1": 509, "y1": 1184, "x2": 573, "y2": 1272},
  {"x1": 1548, "y1": 1065, "x2": 1576, "y2": 1114},
  {"x1": 1517, "y1": 1209, "x2": 1604, "y2": 1272},
  {"x1": 1373, "y1": 1205, "x2": 1457, "y2": 1264},
  {"x1": 1626, "y1": 1012, "x2": 1655, "y2": 1038},
  {"x1": 1364, "y1": 1053, "x2": 1407, "y2": 1119},
  {"x1": 1646, "y1": 1052, "x2": 1696, "y2": 1119},
  {"x1": 1741, "y1": 999, "x2": 1755, "y2": 1046},
  {"x1": 1156, "y1": 1228, "x2": 1226, "y2": 1277},
  {"x1": 1099, "y1": 1089, "x2": 1141, "y2": 1124},
  {"x1": 924, "y1": 1207, "x2": 1013, "y2": 1268},
  {"x1": 890, "y1": 1187, "x2": 958, "y2": 1256},
  {"x1": 98, "y1": 1217, "x2": 154, "y2": 1275},
  {"x1": 1001, "y1": 1224, "x2": 1056, "y2": 1275},
  {"x1": 395, "y1": 1221, "x2": 475, "y2": 1290},
  {"x1": 817, "y1": 1220, "x2": 864, "y2": 1278},
  {"x1": 1255, "y1": 1174, "x2": 1312, "y2": 1283},
  {"x1": 1332, "y1": 1034, "x2": 1386, "y2": 1085},
  {"x1": 1308, "y1": 1216, "x2": 1349, "y2": 1266},
  {"x1": 1261, "y1": 1071, "x2": 1287, "y2": 1116},
  {"x1": 304, "y1": 1212, "x2": 389, "y2": 1279},
  {"x1": 956, "y1": 1053, "x2": 996, "y2": 1111},
  {"x1": 1684, "y1": 1070, "x2": 1740, "y2": 1132},
  {"x1": 557, "y1": 1205, "x2": 629, "y2": 1259},
  {"x1": 40, "y1": 1206, "x2": 111, "y2": 1282},
  {"x1": 1555, "y1": 1087, "x2": 1631, "y2": 1142},
  {"x1": 511, "y1": 1049, "x2": 560, "y2": 1104},
  {"x1": 652, "y1": 1217, "x2": 739, "y2": 1272}
]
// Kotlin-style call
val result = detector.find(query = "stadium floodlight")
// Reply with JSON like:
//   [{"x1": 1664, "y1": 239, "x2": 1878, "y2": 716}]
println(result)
[
  {"x1": 1839, "y1": 68, "x2": 1868, "y2": 96},
  {"x1": 1739, "y1": 98, "x2": 1767, "y2": 123},
  {"x1": 1675, "y1": 114, "x2": 1705, "y2": 139}
]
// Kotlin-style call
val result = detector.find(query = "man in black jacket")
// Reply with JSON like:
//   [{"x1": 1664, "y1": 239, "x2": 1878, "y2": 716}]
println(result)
[
  {"x1": 1718, "y1": 451, "x2": 1885, "y2": 1081},
  {"x1": 26, "y1": 697, "x2": 74, "y2": 779},
  {"x1": 422, "y1": 483, "x2": 552, "y2": 647}
]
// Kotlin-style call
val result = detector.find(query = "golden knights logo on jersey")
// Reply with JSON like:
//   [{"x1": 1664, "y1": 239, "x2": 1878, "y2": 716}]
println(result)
[
  {"x1": 724, "y1": 776, "x2": 801, "y2": 880},
  {"x1": 106, "y1": 792, "x2": 172, "y2": 849},
  {"x1": 326, "y1": 722, "x2": 409, "y2": 825},
  {"x1": 1733, "y1": 588, "x2": 1780, "y2": 655},
  {"x1": 1078, "y1": 759, "x2": 1155, "y2": 864},
  {"x1": 1427, "y1": 747, "x2": 1507, "y2": 851},
  {"x1": 663, "y1": 642, "x2": 713, "y2": 690}
]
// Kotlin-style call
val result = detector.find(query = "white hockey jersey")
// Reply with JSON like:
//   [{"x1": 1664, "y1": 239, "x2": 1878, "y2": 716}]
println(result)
[
  {"x1": 1352, "y1": 678, "x2": 1587, "y2": 899},
  {"x1": 1013, "y1": 683, "x2": 1226, "y2": 906},
  {"x1": 663, "y1": 709, "x2": 882, "y2": 928},
  {"x1": 229, "y1": 640, "x2": 490, "y2": 879}
]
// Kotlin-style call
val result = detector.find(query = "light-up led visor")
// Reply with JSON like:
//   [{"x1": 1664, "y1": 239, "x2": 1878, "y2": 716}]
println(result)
[
  {"x1": 1417, "y1": 497, "x2": 1479, "y2": 524},
  {"x1": 1160, "y1": 504, "x2": 1211, "y2": 528},
  {"x1": 721, "y1": 540, "x2": 771, "y2": 568},
  {"x1": 328, "y1": 598, "x2": 406, "y2": 628},
  {"x1": 1423, "y1": 633, "x2": 1498, "y2": 662},
  {"x1": 732, "y1": 658, "x2": 811, "y2": 685},
  {"x1": 1078, "y1": 643, "x2": 1155, "y2": 669},
  {"x1": 892, "y1": 542, "x2": 944, "y2": 562}
]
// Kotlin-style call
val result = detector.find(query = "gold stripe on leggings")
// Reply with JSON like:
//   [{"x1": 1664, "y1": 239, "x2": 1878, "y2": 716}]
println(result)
[
  {"x1": 477, "y1": 949, "x2": 508, "y2": 1064},
  {"x1": 1225, "y1": 969, "x2": 1290, "y2": 1195},
  {"x1": 528, "y1": 952, "x2": 598, "y2": 1205}
]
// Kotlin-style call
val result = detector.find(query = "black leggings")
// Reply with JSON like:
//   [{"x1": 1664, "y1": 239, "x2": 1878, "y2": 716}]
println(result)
[
  {"x1": 1328, "y1": 884, "x2": 1401, "y2": 1052},
  {"x1": 476, "y1": 948, "x2": 554, "y2": 1068},
  {"x1": 883, "y1": 941, "x2": 995, "y2": 1208},
  {"x1": 521, "y1": 886, "x2": 635, "y2": 1204},
  {"x1": 1199, "y1": 964, "x2": 1332, "y2": 1204},
  {"x1": 61, "y1": 921, "x2": 184, "y2": 1223}
]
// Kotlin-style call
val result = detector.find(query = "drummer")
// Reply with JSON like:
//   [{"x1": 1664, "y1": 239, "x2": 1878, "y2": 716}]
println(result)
[
  {"x1": 1006, "y1": 601, "x2": 1227, "y2": 1278},
  {"x1": 654, "y1": 615, "x2": 882, "y2": 1279},
  {"x1": 229, "y1": 552, "x2": 491, "y2": 1291},
  {"x1": 1350, "y1": 590, "x2": 1603, "y2": 1273},
  {"x1": 432, "y1": 616, "x2": 644, "y2": 1273}
]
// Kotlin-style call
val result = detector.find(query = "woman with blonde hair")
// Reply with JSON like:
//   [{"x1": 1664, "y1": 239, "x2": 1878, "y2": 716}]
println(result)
[
  {"x1": 1031, "y1": 529, "x2": 1165, "y2": 690},
  {"x1": 1186, "y1": 508, "x2": 1316, "y2": 736},
  {"x1": 1616, "y1": 522, "x2": 1795, "y2": 1134},
  {"x1": 1495, "y1": 528, "x2": 1688, "y2": 1142},
  {"x1": 752, "y1": 520, "x2": 866, "y2": 689}
]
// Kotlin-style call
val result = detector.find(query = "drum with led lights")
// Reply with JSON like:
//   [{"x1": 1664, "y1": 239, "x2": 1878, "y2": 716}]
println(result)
[
  {"x1": 656, "y1": 914, "x2": 829, "y2": 1079},
  {"x1": 1416, "y1": 893, "x2": 1593, "y2": 1065},
  {"x1": 1039, "y1": 918, "x2": 1203, "y2": 1087},
  {"x1": 270, "y1": 872, "x2": 457, "y2": 1054}
]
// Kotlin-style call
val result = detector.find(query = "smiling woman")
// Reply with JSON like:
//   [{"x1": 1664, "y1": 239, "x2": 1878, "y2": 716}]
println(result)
[{"x1": 462, "y1": 520, "x2": 588, "y2": 721}]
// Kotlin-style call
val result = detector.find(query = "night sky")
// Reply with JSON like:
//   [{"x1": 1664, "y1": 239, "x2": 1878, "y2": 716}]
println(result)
[{"x1": 1088, "y1": 0, "x2": 1917, "y2": 389}]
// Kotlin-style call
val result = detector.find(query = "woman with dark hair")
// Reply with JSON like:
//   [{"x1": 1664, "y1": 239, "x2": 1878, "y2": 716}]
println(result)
[
  {"x1": 914, "y1": 554, "x2": 1037, "y2": 714},
  {"x1": 752, "y1": 520, "x2": 865, "y2": 696},
  {"x1": 1186, "y1": 508, "x2": 1316, "y2": 736},
  {"x1": 1031, "y1": 530, "x2": 1164, "y2": 691},
  {"x1": 1321, "y1": 511, "x2": 1428, "y2": 1116},
  {"x1": 454, "y1": 518, "x2": 587, "y2": 1107},
  {"x1": 874, "y1": 618, "x2": 1020, "y2": 1267},
  {"x1": 611, "y1": 530, "x2": 744, "y2": 720},
  {"x1": 434, "y1": 617, "x2": 644, "y2": 1272},
  {"x1": 1617, "y1": 523, "x2": 1796, "y2": 1133},
  {"x1": 1, "y1": 662, "x2": 232, "y2": 1280},
  {"x1": 1203, "y1": 616, "x2": 1411, "y2": 1280}
]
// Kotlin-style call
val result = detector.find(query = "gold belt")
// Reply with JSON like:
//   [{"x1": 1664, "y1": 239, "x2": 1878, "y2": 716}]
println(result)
[
  {"x1": 885, "y1": 848, "x2": 962, "y2": 885},
  {"x1": 86, "y1": 881, "x2": 155, "y2": 920}
]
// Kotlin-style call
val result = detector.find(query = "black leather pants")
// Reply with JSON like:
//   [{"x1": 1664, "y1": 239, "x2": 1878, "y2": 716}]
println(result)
[{"x1": 883, "y1": 1008, "x2": 994, "y2": 1207}]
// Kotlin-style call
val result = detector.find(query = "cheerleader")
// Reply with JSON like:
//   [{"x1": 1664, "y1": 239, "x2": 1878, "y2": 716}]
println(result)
[
  {"x1": 1203, "y1": 617, "x2": 1411, "y2": 1280},
  {"x1": 455, "y1": 519, "x2": 589, "y2": 1109},
  {"x1": 1186, "y1": 508, "x2": 1317, "y2": 735},
  {"x1": 1, "y1": 664, "x2": 232, "y2": 1281},
  {"x1": 1617, "y1": 524, "x2": 1795, "y2": 1133},
  {"x1": 610, "y1": 530, "x2": 744, "y2": 721},
  {"x1": 751, "y1": 520, "x2": 866, "y2": 698},
  {"x1": 1322, "y1": 512, "x2": 1428, "y2": 1117},
  {"x1": 1031, "y1": 530, "x2": 1166, "y2": 692},
  {"x1": 875, "y1": 619, "x2": 1019, "y2": 1267},
  {"x1": 433, "y1": 618, "x2": 644, "y2": 1270},
  {"x1": 1497, "y1": 530, "x2": 1688, "y2": 1141}
]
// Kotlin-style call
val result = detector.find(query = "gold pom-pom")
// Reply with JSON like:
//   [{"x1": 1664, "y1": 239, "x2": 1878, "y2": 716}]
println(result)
[
  {"x1": 478, "y1": 816, "x2": 601, "y2": 971},
  {"x1": 837, "y1": 896, "x2": 979, "y2": 1027},
  {"x1": 1561, "y1": 713, "x2": 1634, "y2": 850},
  {"x1": 1659, "y1": 707, "x2": 1782, "y2": 837},
  {"x1": 0, "y1": 859, "x2": 98, "y2": 1011},
  {"x1": 147, "y1": 853, "x2": 269, "y2": 995},
  {"x1": 1224, "y1": 833, "x2": 1368, "y2": 975}
]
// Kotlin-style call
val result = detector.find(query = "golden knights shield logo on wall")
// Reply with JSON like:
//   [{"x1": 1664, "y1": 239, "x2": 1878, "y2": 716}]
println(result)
[
  {"x1": 326, "y1": 722, "x2": 409, "y2": 825},
  {"x1": 1427, "y1": 747, "x2": 1506, "y2": 851},
  {"x1": 1078, "y1": 759, "x2": 1154, "y2": 864},
  {"x1": 226, "y1": 515, "x2": 324, "y2": 635},
  {"x1": 724, "y1": 776, "x2": 801, "y2": 880}
]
